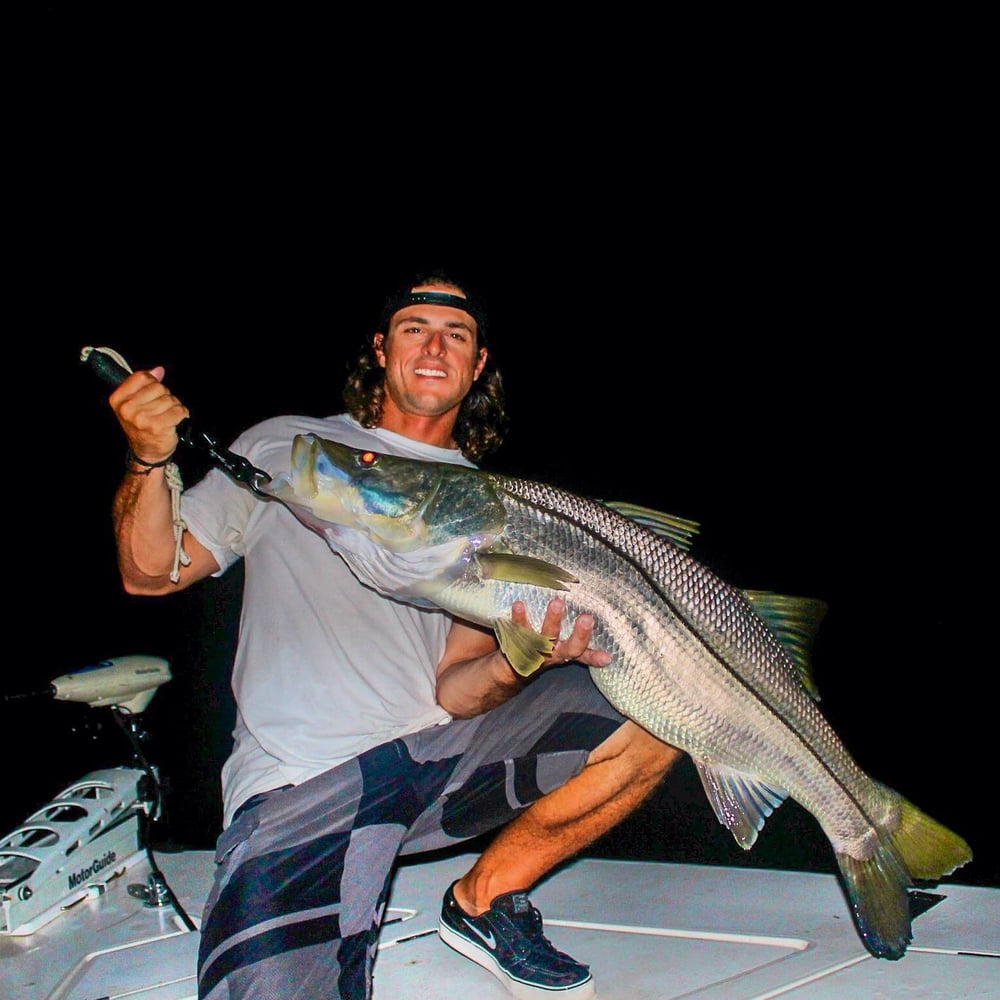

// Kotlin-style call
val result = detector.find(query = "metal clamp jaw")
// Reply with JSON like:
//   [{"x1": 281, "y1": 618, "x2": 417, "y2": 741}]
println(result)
[{"x1": 179, "y1": 425, "x2": 273, "y2": 498}]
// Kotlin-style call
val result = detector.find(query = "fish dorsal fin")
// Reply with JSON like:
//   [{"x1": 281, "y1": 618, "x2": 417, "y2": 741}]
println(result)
[
  {"x1": 601, "y1": 501, "x2": 700, "y2": 552},
  {"x1": 743, "y1": 590, "x2": 828, "y2": 700},
  {"x1": 493, "y1": 617, "x2": 555, "y2": 677},
  {"x1": 693, "y1": 760, "x2": 788, "y2": 850},
  {"x1": 476, "y1": 553, "x2": 579, "y2": 589}
]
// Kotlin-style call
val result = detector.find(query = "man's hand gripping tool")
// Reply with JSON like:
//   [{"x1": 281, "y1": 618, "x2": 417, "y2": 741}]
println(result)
[{"x1": 81, "y1": 347, "x2": 274, "y2": 499}]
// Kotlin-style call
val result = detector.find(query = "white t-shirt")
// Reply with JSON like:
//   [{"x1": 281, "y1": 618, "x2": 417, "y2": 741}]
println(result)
[{"x1": 180, "y1": 413, "x2": 477, "y2": 826}]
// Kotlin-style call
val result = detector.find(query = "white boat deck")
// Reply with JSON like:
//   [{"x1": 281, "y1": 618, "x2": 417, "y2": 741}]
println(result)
[{"x1": 2, "y1": 847, "x2": 996, "y2": 1000}]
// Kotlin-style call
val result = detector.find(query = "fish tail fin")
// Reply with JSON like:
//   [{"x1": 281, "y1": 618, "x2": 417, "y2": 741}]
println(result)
[
  {"x1": 835, "y1": 796, "x2": 973, "y2": 960},
  {"x1": 889, "y1": 796, "x2": 972, "y2": 882}
]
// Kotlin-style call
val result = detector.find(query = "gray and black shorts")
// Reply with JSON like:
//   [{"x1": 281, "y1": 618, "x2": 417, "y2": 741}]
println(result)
[{"x1": 197, "y1": 665, "x2": 625, "y2": 1000}]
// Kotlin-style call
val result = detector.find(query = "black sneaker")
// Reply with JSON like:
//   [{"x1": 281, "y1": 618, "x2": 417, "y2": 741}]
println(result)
[{"x1": 438, "y1": 881, "x2": 596, "y2": 999}]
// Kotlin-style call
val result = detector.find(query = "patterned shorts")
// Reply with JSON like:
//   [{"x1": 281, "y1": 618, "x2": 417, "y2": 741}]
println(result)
[{"x1": 197, "y1": 665, "x2": 624, "y2": 999}]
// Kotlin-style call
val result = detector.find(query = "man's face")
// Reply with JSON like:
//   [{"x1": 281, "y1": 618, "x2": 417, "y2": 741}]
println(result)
[{"x1": 374, "y1": 285, "x2": 487, "y2": 419}]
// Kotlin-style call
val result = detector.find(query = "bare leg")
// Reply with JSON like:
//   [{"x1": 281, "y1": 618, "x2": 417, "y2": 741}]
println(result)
[{"x1": 452, "y1": 722, "x2": 682, "y2": 913}]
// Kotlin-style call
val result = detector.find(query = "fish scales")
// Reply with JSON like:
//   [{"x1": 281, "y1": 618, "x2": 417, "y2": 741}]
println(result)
[{"x1": 489, "y1": 474, "x2": 879, "y2": 826}]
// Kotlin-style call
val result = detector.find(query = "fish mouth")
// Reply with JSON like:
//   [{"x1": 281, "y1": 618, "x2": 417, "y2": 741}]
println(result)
[
  {"x1": 284, "y1": 435, "x2": 357, "y2": 522},
  {"x1": 288, "y1": 435, "x2": 325, "y2": 497}
]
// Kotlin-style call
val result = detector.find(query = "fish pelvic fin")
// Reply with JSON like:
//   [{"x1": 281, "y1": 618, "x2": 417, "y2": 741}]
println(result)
[
  {"x1": 693, "y1": 760, "x2": 788, "y2": 850},
  {"x1": 743, "y1": 590, "x2": 828, "y2": 699},
  {"x1": 601, "y1": 501, "x2": 700, "y2": 552},
  {"x1": 494, "y1": 617, "x2": 556, "y2": 677},
  {"x1": 835, "y1": 795, "x2": 973, "y2": 960}
]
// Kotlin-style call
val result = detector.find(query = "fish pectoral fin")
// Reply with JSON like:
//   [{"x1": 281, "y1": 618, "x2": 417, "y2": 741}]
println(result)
[
  {"x1": 476, "y1": 553, "x2": 578, "y2": 588},
  {"x1": 743, "y1": 590, "x2": 829, "y2": 699},
  {"x1": 693, "y1": 760, "x2": 788, "y2": 850},
  {"x1": 600, "y1": 501, "x2": 700, "y2": 551},
  {"x1": 493, "y1": 618, "x2": 555, "y2": 677}
]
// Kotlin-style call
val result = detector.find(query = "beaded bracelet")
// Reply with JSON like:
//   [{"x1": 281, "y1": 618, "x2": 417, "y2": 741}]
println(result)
[{"x1": 125, "y1": 447, "x2": 176, "y2": 475}]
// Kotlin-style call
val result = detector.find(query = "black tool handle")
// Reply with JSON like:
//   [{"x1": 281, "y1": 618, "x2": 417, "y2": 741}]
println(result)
[
  {"x1": 85, "y1": 349, "x2": 133, "y2": 387},
  {"x1": 82, "y1": 348, "x2": 194, "y2": 443}
]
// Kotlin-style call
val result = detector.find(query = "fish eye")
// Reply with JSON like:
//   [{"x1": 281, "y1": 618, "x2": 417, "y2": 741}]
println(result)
[{"x1": 358, "y1": 451, "x2": 379, "y2": 468}]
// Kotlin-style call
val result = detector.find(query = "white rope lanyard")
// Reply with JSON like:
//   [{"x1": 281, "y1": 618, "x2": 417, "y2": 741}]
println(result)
[{"x1": 82, "y1": 346, "x2": 190, "y2": 583}]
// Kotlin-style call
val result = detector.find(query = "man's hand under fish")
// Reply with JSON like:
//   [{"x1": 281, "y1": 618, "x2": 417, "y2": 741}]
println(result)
[{"x1": 514, "y1": 598, "x2": 613, "y2": 670}]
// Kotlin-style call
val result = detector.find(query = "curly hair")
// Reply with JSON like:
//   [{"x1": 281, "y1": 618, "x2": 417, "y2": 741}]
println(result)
[{"x1": 342, "y1": 272, "x2": 509, "y2": 464}]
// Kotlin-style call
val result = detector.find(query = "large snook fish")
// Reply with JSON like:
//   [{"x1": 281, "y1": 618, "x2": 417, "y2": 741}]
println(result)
[{"x1": 265, "y1": 433, "x2": 972, "y2": 960}]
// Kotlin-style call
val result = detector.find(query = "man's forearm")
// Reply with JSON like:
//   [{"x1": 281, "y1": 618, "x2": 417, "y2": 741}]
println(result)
[
  {"x1": 112, "y1": 467, "x2": 182, "y2": 594},
  {"x1": 436, "y1": 599, "x2": 609, "y2": 719},
  {"x1": 436, "y1": 648, "x2": 526, "y2": 719}
]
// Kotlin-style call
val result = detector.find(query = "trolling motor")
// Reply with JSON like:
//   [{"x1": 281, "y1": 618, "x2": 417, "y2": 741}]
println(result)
[
  {"x1": 51, "y1": 653, "x2": 172, "y2": 713},
  {"x1": 0, "y1": 656, "x2": 196, "y2": 936},
  {"x1": 2, "y1": 654, "x2": 172, "y2": 713}
]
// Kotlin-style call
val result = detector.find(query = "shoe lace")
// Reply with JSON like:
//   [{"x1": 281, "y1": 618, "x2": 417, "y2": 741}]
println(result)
[{"x1": 510, "y1": 906, "x2": 560, "y2": 957}]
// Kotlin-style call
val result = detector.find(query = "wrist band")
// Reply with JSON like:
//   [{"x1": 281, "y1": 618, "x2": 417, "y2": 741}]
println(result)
[{"x1": 126, "y1": 447, "x2": 176, "y2": 474}]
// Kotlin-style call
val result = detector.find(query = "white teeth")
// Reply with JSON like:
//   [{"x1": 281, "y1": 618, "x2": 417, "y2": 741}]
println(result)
[{"x1": 414, "y1": 368, "x2": 446, "y2": 378}]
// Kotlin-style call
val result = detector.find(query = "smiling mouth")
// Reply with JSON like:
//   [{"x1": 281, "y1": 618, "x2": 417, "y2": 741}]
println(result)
[{"x1": 414, "y1": 368, "x2": 447, "y2": 378}]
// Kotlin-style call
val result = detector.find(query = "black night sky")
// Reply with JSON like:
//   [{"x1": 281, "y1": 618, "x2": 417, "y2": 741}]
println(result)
[{"x1": 9, "y1": 16, "x2": 994, "y2": 894}]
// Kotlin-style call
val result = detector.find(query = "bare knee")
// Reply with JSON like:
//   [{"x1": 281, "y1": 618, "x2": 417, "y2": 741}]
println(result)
[{"x1": 586, "y1": 721, "x2": 682, "y2": 781}]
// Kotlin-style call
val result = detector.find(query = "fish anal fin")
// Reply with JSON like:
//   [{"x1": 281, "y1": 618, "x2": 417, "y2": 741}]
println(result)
[
  {"x1": 477, "y1": 552, "x2": 578, "y2": 589},
  {"x1": 694, "y1": 760, "x2": 788, "y2": 850},
  {"x1": 494, "y1": 617, "x2": 555, "y2": 677},
  {"x1": 743, "y1": 590, "x2": 828, "y2": 699}
]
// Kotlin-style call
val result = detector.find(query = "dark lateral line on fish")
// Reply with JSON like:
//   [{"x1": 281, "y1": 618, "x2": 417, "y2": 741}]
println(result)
[{"x1": 498, "y1": 482, "x2": 878, "y2": 830}]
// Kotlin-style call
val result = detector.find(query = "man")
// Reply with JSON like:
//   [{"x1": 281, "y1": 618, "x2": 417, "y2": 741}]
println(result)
[{"x1": 109, "y1": 272, "x2": 681, "y2": 999}]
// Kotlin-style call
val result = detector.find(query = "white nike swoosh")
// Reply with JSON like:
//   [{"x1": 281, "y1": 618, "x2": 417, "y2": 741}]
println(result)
[{"x1": 463, "y1": 918, "x2": 497, "y2": 950}]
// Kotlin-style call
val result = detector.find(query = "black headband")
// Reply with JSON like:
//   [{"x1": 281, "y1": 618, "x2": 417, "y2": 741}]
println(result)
[
  {"x1": 393, "y1": 291, "x2": 473, "y2": 312},
  {"x1": 380, "y1": 290, "x2": 488, "y2": 344}
]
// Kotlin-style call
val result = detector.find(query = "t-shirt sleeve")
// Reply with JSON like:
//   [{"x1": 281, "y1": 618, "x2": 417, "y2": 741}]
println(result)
[{"x1": 181, "y1": 464, "x2": 258, "y2": 576}]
